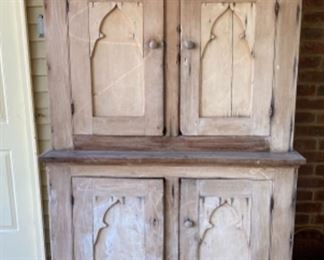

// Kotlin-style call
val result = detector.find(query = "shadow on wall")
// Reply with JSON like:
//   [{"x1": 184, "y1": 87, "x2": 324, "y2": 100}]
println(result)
[{"x1": 293, "y1": 228, "x2": 324, "y2": 260}]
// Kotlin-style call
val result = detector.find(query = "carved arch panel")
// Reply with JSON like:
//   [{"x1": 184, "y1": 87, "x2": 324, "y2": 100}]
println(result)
[
  {"x1": 72, "y1": 178, "x2": 164, "y2": 260},
  {"x1": 90, "y1": 2, "x2": 144, "y2": 117},
  {"x1": 180, "y1": 179, "x2": 272, "y2": 260},
  {"x1": 181, "y1": 0, "x2": 276, "y2": 136},
  {"x1": 69, "y1": 0, "x2": 164, "y2": 136},
  {"x1": 200, "y1": 3, "x2": 255, "y2": 118}
]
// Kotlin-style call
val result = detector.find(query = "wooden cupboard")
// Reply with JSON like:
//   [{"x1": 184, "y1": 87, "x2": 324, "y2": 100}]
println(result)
[
  {"x1": 43, "y1": 158, "x2": 305, "y2": 260},
  {"x1": 42, "y1": 0, "x2": 304, "y2": 259},
  {"x1": 45, "y1": 0, "x2": 302, "y2": 151}
]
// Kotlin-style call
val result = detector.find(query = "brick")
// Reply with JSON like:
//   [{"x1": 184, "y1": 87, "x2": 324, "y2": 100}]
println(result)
[
  {"x1": 295, "y1": 126, "x2": 324, "y2": 137},
  {"x1": 299, "y1": 56, "x2": 322, "y2": 69},
  {"x1": 296, "y1": 202, "x2": 322, "y2": 213},
  {"x1": 301, "y1": 27, "x2": 324, "y2": 40},
  {"x1": 296, "y1": 98, "x2": 324, "y2": 109},
  {"x1": 295, "y1": 112, "x2": 316, "y2": 124},
  {"x1": 302, "y1": 152, "x2": 324, "y2": 163},
  {"x1": 304, "y1": 12, "x2": 324, "y2": 24},
  {"x1": 297, "y1": 190, "x2": 313, "y2": 200},
  {"x1": 298, "y1": 177, "x2": 324, "y2": 188},
  {"x1": 301, "y1": 42, "x2": 324, "y2": 55},
  {"x1": 295, "y1": 214, "x2": 310, "y2": 225},
  {"x1": 318, "y1": 85, "x2": 324, "y2": 95},
  {"x1": 315, "y1": 165, "x2": 324, "y2": 176},
  {"x1": 314, "y1": 191, "x2": 324, "y2": 200},
  {"x1": 320, "y1": 140, "x2": 324, "y2": 149},
  {"x1": 294, "y1": 139, "x2": 317, "y2": 150},
  {"x1": 298, "y1": 164, "x2": 315, "y2": 176},
  {"x1": 317, "y1": 114, "x2": 324, "y2": 124},
  {"x1": 299, "y1": 71, "x2": 324, "y2": 83},
  {"x1": 297, "y1": 85, "x2": 316, "y2": 96},
  {"x1": 314, "y1": 214, "x2": 324, "y2": 224},
  {"x1": 303, "y1": 0, "x2": 324, "y2": 10}
]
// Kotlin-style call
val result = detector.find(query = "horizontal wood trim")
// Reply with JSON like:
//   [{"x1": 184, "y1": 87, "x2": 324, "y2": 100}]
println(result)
[
  {"x1": 40, "y1": 150, "x2": 305, "y2": 167},
  {"x1": 74, "y1": 135, "x2": 270, "y2": 152}
]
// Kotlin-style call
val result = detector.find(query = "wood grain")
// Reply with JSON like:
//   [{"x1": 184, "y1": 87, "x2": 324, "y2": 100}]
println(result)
[
  {"x1": 74, "y1": 135, "x2": 269, "y2": 151},
  {"x1": 270, "y1": 0, "x2": 302, "y2": 151},
  {"x1": 41, "y1": 150, "x2": 305, "y2": 167},
  {"x1": 44, "y1": 0, "x2": 73, "y2": 149},
  {"x1": 47, "y1": 164, "x2": 72, "y2": 260}
]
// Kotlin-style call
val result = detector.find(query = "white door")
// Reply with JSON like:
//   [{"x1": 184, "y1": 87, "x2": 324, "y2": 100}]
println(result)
[{"x1": 0, "y1": 0, "x2": 45, "y2": 259}]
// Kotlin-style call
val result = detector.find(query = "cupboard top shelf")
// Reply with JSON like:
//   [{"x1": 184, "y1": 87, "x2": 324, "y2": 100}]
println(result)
[{"x1": 40, "y1": 150, "x2": 305, "y2": 167}]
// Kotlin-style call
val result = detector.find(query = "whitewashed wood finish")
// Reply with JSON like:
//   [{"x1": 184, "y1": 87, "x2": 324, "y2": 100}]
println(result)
[
  {"x1": 72, "y1": 178, "x2": 164, "y2": 260},
  {"x1": 44, "y1": 0, "x2": 73, "y2": 149},
  {"x1": 270, "y1": 0, "x2": 302, "y2": 151},
  {"x1": 200, "y1": 3, "x2": 255, "y2": 117},
  {"x1": 47, "y1": 164, "x2": 73, "y2": 260},
  {"x1": 90, "y1": 2, "x2": 144, "y2": 117},
  {"x1": 180, "y1": 179, "x2": 272, "y2": 260},
  {"x1": 181, "y1": 0, "x2": 275, "y2": 136},
  {"x1": 69, "y1": 0, "x2": 164, "y2": 136}
]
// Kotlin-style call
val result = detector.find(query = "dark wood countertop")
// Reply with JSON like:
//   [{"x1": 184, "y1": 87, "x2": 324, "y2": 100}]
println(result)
[{"x1": 40, "y1": 150, "x2": 306, "y2": 167}]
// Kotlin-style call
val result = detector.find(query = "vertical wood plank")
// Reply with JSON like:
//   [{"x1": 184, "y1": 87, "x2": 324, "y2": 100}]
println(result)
[
  {"x1": 271, "y1": 168, "x2": 298, "y2": 260},
  {"x1": 69, "y1": 0, "x2": 93, "y2": 135},
  {"x1": 165, "y1": 177, "x2": 180, "y2": 260},
  {"x1": 47, "y1": 164, "x2": 72, "y2": 260},
  {"x1": 165, "y1": 0, "x2": 180, "y2": 136},
  {"x1": 270, "y1": 0, "x2": 302, "y2": 151},
  {"x1": 44, "y1": 0, "x2": 73, "y2": 149},
  {"x1": 179, "y1": 179, "x2": 199, "y2": 260}
]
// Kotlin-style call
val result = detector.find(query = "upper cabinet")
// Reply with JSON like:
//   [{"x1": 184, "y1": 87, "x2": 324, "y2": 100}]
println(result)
[
  {"x1": 45, "y1": 0, "x2": 302, "y2": 150},
  {"x1": 181, "y1": 0, "x2": 275, "y2": 136},
  {"x1": 69, "y1": 0, "x2": 164, "y2": 136}
]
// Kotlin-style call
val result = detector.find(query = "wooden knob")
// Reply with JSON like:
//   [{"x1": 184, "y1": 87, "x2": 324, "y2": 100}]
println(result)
[
  {"x1": 183, "y1": 40, "x2": 196, "y2": 49},
  {"x1": 148, "y1": 39, "x2": 160, "y2": 49},
  {"x1": 184, "y1": 218, "x2": 194, "y2": 228}
]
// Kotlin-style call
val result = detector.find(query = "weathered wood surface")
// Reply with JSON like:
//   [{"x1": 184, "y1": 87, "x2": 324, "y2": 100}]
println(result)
[
  {"x1": 69, "y1": 0, "x2": 164, "y2": 136},
  {"x1": 270, "y1": 0, "x2": 302, "y2": 151},
  {"x1": 180, "y1": 179, "x2": 272, "y2": 260},
  {"x1": 41, "y1": 150, "x2": 305, "y2": 167},
  {"x1": 165, "y1": 0, "x2": 180, "y2": 136},
  {"x1": 44, "y1": 0, "x2": 73, "y2": 149},
  {"x1": 73, "y1": 178, "x2": 164, "y2": 259},
  {"x1": 47, "y1": 164, "x2": 73, "y2": 260},
  {"x1": 180, "y1": 0, "x2": 275, "y2": 137},
  {"x1": 74, "y1": 135, "x2": 269, "y2": 152}
]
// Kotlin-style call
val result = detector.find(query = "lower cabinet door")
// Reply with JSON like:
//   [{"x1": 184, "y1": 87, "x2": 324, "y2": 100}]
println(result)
[
  {"x1": 180, "y1": 179, "x2": 272, "y2": 260},
  {"x1": 72, "y1": 178, "x2": 164, "y2": 260}
]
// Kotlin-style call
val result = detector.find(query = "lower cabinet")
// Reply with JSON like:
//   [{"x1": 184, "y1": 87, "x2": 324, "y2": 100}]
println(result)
[
  {"x1": 180, "y1": 179, "x2": 272, "y2": 260},
  {"x1": 46, "y1": 164, "x2": 299, "y2": 260},
  {"x1": 72, "y1": 178, "x2": 164, "y2": 260}
]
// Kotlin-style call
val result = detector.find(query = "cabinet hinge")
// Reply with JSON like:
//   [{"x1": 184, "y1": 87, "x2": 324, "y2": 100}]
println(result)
[{"x1": 71, "y1": 102, "x2": 75, "y2": 115}]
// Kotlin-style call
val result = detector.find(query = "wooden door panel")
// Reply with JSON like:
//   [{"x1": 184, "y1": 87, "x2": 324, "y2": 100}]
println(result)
[
  {"x1": 180, "y1": 179, "x2": 272, "y2": 260},
  {"x1": 181, "y1": 0, "x2": 275, "y2": 136},
  {"x1": 69, "y1": 0, "x2": 164, "y2": 136},
  {"x1": 72, "y1": 178, "x2": 164, "y2": 260}
]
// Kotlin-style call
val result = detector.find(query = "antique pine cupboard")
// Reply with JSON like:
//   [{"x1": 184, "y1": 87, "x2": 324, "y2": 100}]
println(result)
[{"x1": 41, "y1": 0, "x2": 305, "y2": 259}]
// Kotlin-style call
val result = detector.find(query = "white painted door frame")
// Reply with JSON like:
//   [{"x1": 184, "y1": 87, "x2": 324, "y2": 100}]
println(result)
[{"x1": 0, "y1": 0, "x2": 45, "y2": 259}]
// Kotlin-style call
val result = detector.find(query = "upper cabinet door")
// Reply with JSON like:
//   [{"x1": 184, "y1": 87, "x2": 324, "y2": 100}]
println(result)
[
  {"x1": 69, "y1": 0, "x2": 164, "y2": 136},
  {"x1": 181, "y1": 0, "x2": 276, "y2": 136}
]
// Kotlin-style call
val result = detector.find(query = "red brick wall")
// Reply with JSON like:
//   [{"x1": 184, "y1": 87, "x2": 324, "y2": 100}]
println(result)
[{"x1": 295, "y1": 0, "x2": 324, "y2": 231}]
